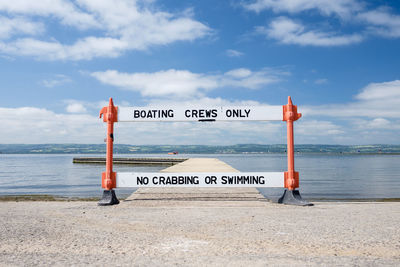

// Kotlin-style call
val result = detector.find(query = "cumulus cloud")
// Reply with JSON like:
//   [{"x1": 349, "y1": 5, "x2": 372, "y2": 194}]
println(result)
[
  {"x1": 0, "y1": 0, "x2": 211, "y2": 60},
  {"x1": 0, "y1": 97, "x2": 287, "y2": 144},
  {"x1": 0, "y1": 0, "x2": 99, "y2": 29},
  {"x1": 0, "y1": 106, "x2": 102, "y2": 143},
  {"x1": 41, "y1": 74, "x2": 72, "y2": 88},
  {"x1": 305, "y1": 80, "x2": 400, "y2": 118},
  {"x1": 257, "y1": 17, "x2": 362, "y2": 46},
  {"x1": 357, "y1": 8, "x2": 400, "y2": 38},
  {"x1": 244, "y1": 0, "x2": 363, "y2": 17},
  {"x1": 226, "y1": 49, "x2": 244, "y2": 57},
  {"x1": 66, "y1": 103, "x2": 87, "y2": 113},
  {"x1": 244, "y1": 0, "x2": 400, "y2": 46},
  {"x1": 1, "y1": 90, "x2": 400, "y2": 144},
  {"x1": 314, "y1": 78, "x2": 328, "y2": 85},
  {"x1": 91, "y1": 68, "x2": 287, "y2": 98},
  {"x1": 356, "y1": 80, "x2": 400, "y2": 101},
  {"x1": 0, "y1": 16, "x2": 44, "y2": 39},
  {"x1": 297, "y1": 120, "x2": 344, "y2": 136}
]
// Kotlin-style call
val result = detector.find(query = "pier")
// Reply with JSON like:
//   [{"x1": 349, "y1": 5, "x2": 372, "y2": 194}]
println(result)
[
  {"x1": 73, "y1": 157, "x2": 187, "y2": 166},
  {"x1": 127, "y1": 158, "x2": 266, "y2": 201}
]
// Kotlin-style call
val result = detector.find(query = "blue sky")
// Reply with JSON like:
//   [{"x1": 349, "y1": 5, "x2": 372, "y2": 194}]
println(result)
[{"x1": 1, "y1": 0, "x2": 400, "y2": 145}]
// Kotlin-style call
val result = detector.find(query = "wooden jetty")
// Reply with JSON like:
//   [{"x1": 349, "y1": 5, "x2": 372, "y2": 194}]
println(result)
[{"x1": 73, "y1": 157, "x2": 187, "y2": 166}]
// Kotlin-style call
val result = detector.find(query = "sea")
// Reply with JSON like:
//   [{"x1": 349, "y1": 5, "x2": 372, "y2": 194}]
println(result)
[{"x1": 1, "y1": 153, "x2": 400, "y2": 200}]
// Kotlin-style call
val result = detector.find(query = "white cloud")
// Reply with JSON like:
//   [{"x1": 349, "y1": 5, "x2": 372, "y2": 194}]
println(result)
[
  {"x1": 0, "y1": 0, "x2": 99, "y2": 30},
  {"x1": 1, "y1": 93, "x2": 399, "y2": 144},
  {"x1": 224, "y1": 68, "x2": 252, "y2": 78},
  {"x1": 357, "y1": 8, "x2": 400, "y2": 38},
  {"x1": 0, "y1": 16, "x2": 44, "y2": 39},
  {"x1": 363, "y1": 118, "x2": 391, "y2": 129},
  {"x1": 243, "y1": 0, "x2": 362, "y2": 18},
  {"x1": 257, "y1": 17, "x2": 362, "y2": 46},
  {"x1": 356, "y1": 80, "x2": 400, "y2": 101},
  {"x1": 0, "y1": 0, "x2": 211, "y2": 60},
  {"x1": 41, "y1": 74, "x2": 72, "y2": 88},
  {"x1": 314, "y1": 78, "x2": 328, "y2": 85},
  {"x1": 305, "y1": 80, "x2": 400, "y2": 118},
  {"x1": 0, "y1": 107, "x2": 102, "y2": 143},
  {"x1": 91, "y1": 69, "x2": 217, "y2": 98},
  {"x1": 91, "y1": 68, "x2": 286, "y2": 98},
  {"x1": 66, "y1": 103, "x2": 87, "y2": 114},
  {"x1": 0, "y1": 100, "x2": 286, "y2": 144},
  {"x1": 226, "y1": 49, "x2": 244, "y2": 57},
  {"x1": 297, "y1": 120, "x2": 344, "y2": 136},
  {"x1": 244, "y1": 1, "x2": 400, "y2": 46}
]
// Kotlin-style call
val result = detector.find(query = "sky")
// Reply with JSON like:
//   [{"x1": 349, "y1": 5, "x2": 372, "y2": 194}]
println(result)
[{"x1": 0, "y1": 0, "x2": 400, "y2": 145}]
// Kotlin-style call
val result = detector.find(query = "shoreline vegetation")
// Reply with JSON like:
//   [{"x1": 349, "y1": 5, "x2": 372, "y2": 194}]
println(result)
[
  {"x1": 1, "y1": 195, "x2": 399, "y2": 202},
  {"x1": 1, "y1": 144, "x2": 400, "y2": 154}
]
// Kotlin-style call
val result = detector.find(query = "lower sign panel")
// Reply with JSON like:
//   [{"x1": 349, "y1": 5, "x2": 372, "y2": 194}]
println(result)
[{"x1": 116, "y1": 172, "x2": 284, "y2": 188}]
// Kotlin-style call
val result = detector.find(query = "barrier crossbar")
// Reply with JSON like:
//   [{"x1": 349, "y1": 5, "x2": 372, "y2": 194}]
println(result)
[
  {"x1": 98, "y1": 96, "x2": 312, "y2": 206},
  {"x1": 117, "y1": 172, "x2": 284, "y2": 188}
]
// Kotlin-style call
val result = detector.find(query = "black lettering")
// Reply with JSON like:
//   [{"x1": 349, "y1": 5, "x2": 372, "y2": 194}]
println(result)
[
  {"x1": 199, "y1": 109, "x2": 204, "y2": 118},
  {"x1": 245, "y1": 109, "x2": 250, "y2": 117},
  {"x1": 137, "y1": 176, "x2": 149, "y2": 185}
]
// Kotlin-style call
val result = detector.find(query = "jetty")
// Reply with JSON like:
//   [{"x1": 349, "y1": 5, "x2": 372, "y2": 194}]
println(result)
[
  {"x1": 127, "y1": 158, "x2": 265, "y2": 202},
  {"x1": 73, "y1": 157, "x2": 187, "y2": 166}
]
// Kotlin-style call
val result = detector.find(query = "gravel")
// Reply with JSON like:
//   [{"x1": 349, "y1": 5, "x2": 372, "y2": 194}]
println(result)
[{"x1": 1, "y1": 199, "x2": 399, "y2": 266}]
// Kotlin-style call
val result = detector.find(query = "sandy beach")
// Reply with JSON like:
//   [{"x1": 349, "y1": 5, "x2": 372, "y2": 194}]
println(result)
[
  {"x1": 1, "y1": 197, "x2": 399, "y2": 266},
  {"x1": 2, "y1": 158, "x2": 400, "y2": 266}
]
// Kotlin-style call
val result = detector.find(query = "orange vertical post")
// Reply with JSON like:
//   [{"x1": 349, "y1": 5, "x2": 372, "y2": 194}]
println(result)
[
  {"x1": 98, "y1": 98, "x2": 119, "y2": 205},
  {"x1": 100, "y1": 98, "x2": 118, "y2": 190},
  {"x1": 283, "y1": 96, "x2": 301, "y2": 190}
]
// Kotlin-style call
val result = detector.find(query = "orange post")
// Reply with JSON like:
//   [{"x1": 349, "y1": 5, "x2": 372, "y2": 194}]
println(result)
[
  {"x1": 283, "y1": 96, "x2": 301, "y2": 190},
  {"x1": 99, "y1": 98, "x2": 118, "y2": 190}
]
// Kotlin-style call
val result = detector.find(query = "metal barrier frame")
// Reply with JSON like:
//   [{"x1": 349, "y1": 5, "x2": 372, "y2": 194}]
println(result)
[{"x1": 98, "y1": 96, "x2": 312, "y2": 206}]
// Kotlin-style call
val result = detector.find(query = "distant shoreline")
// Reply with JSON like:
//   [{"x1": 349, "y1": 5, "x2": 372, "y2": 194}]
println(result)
[
  {"x1": 1, "y1": 144, "x2": 400, "y2": 154},
  {"x1": 2, "y1": 152, "x2": 400, "y2": 156}
]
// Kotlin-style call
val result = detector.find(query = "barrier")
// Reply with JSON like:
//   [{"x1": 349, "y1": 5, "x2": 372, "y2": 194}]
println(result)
[{"x1": 98, "y1": 96, "x2": 311, "y2": 206}]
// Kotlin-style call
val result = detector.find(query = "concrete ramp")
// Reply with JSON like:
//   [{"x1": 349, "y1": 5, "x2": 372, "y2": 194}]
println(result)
[{"x1": 126, "y1": 158, "x2": 265, "y2": 201}]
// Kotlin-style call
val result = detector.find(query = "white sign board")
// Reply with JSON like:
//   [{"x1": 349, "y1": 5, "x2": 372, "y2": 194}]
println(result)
[
  {"x1": 116, "y1": 172, "x2": 284, "y2": 188},
  {"x1": 118, "y1": 106, "x2": 282, "y2": 122}
]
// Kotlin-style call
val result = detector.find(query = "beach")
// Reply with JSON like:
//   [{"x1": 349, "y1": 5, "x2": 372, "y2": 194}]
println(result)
[
  {"x1": 1, "y1": 198, "x2": 399, "y2": 266},
  {"x1": 1, "y1": 158, "x2": 400, "y2": 266}
]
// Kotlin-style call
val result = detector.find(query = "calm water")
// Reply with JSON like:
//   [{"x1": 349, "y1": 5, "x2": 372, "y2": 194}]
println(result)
[{"x1": 1, "y1": 153, "x2": 399, "y2": 200}]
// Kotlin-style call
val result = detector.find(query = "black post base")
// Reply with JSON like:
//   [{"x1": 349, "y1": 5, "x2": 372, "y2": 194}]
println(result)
[
  {"x1": 98, "y1": 190, "x2": 120, "y2": 206},
  {"x1": 277, "y1": 189, "x2": 313, "y2": 206}
]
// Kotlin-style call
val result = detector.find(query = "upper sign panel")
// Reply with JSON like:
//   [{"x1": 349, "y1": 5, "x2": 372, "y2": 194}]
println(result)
[{"x1": 118, "y1": 106, "x2": 283, "y2": 122}]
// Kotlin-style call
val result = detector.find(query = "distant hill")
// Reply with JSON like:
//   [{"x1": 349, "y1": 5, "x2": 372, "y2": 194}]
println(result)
[{"x1": 0, "y1": 144, "x2": 400, "y2": 154}]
